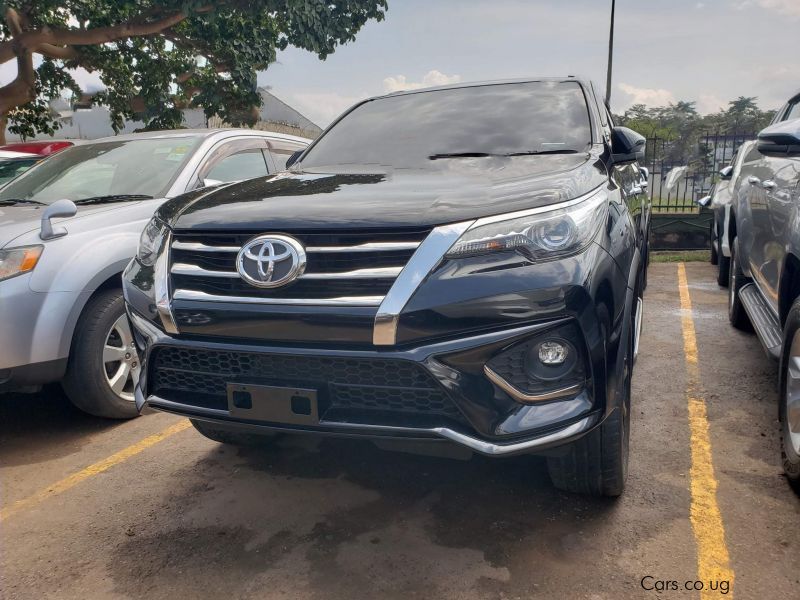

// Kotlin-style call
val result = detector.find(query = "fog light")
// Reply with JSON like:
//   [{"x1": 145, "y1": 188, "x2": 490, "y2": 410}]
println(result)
[{"x1": 538, "y1": 340, "x2": 569, "y2": 365}]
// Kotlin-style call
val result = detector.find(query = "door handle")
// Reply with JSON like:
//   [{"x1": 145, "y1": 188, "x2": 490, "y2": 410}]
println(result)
[
  {"x1": 748, "y1": 176, "x2": 761, "y2": 185},
  {"x1": 628, "y1": 186, "x2": 643, "y2": 195},
  {"x1": 762, "y1": 180, "x2": 777, "y2": 191}
]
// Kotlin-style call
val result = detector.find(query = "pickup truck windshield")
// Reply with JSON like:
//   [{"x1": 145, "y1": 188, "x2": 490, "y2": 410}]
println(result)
[
  {"x1": 300, "y1": 81, "x2": 592, "y2": 169},
  {"x1": 0, "y1": 136, "x2": 203, "y2": 205}
]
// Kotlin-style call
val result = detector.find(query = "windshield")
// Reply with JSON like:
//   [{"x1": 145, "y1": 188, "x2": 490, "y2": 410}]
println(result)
[
  {"x1": 300, "y1": 81, "x2": 592, "y2": 169},
  {"x1": 0, "y1": 136, "x2": 203, "y2": 204}
]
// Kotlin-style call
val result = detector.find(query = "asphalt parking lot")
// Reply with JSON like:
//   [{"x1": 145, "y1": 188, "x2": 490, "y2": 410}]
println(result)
[{"x1": 2, "y1": 262, "x2": 799, "y2": 599}]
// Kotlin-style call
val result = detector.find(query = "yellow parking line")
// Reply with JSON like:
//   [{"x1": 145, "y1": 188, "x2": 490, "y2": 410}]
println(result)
[
  {"x1": 677, "y1": 263, "x2": 735, "y2": 598},
  {"x1": 0, "y1": 419, "x2": 191, "y2": 523}
]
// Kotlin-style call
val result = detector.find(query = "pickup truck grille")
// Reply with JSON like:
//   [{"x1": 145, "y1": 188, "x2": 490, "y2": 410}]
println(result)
[{"x1": 169, "y1": 229, "x2": 431, "y2": 306}]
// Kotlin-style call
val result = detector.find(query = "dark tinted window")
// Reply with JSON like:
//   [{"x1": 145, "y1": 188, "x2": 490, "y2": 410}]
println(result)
[{"x1": 300, "y1": 81, "x2": 592, "y2": 169}]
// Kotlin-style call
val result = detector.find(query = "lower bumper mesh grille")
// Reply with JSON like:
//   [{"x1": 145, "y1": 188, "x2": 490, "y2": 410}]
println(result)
[{"x1": 149, "y1": 347, "x2": 465, "y2": 422}]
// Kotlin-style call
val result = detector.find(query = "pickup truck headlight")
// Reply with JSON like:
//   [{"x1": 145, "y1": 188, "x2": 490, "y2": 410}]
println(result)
[
  {"x1": 137, "y1": 217, "x2": 168, "y2": 266},
  {"x1": 446, "y1": 187, "x2": 608, "y2": 260},
  {"x1": 0, "y1": 245, "x2": 44, "y2": 281}
]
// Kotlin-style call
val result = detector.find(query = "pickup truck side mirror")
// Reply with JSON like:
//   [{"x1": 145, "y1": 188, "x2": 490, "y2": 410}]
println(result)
[
  {"x1": 719, "y1": 165, "x2": 734, "y2": 180},
  {"x1": 757, "y1": 120, "x2": 800, "y2": 155},
  {"x1": 639, "y1": 166, "x2": 649, "y2": 188},
  {"x1": 285, "y1": 150, "x2": 303, "y2": 168},
  {"x1": 610, "y1": 127, "x2": 646, "y2": 164},
  {"x1": 40, "y1": 198, "x2": 77, "y2": 240}
]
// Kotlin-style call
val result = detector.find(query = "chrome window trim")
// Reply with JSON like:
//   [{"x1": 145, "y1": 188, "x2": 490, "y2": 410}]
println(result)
[
  {"x1": 154, "y1": 231, "x2": 179, "y2": 334},
  {"x1": 173, "y1": 289, "x2": 384, "y2": 307},
  {"x1": 483, "y1": 366, "x2": 582, "y2": 403},
  {"x1": 373, "y1": 221, "x2": 473, "y2": 346}
]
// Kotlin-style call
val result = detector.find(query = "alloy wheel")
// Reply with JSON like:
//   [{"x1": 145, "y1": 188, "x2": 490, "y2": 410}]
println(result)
[{"x1": 102, "y1": 314, "x2": 140, "y2": 402}]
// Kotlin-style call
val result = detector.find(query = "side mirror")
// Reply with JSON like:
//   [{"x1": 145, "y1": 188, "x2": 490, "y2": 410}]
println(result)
[
  {"x1": 201, "y1": 178, "x2": 224, "y2": 188},
  {"x1": 719, "y1": 165, "x2": 734, "y2": 180},
  {"x1": 757, "y1": 120, "x2": 800, "y2": 154},
  {"x1": 40, "y1": 198, "x2": 77, "y2": 240},
  {"x1": 696, "y1": 195, "x2": 712, "y2": 208},
  {"x1": 639, "y1": 166, "x2": 649, "y2": 188},
  {"x1": 610, "y1": 127, "x2": 646, "y2": 163},
  {"x1": 285, "y1": 150, "x2": 303, "y2": 168}
]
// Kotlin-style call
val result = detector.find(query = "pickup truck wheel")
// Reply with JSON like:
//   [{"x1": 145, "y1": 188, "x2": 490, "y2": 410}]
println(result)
[
  {"x1": 780, "y1": 306, "x2": 800, "y2": 494},
  {"x1": 728, "y1": 237, "x2": 752, "y2": 331},
  {"x1": 547, "y1": 308, "x2": 632, "y2": 497},
  {"x1": 62, "y1": 289, "x2": 140, "y2": 419},
  {"x1": 190, "y1": 419, "x2": 277, "y2": 446}
]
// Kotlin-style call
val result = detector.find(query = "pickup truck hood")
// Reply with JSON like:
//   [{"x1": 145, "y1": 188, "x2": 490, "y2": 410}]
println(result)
[
  {"x1": 161, "y1": 152, "x2": 608, "y2": 231},
  {"x1": 0, "y1": 202, "x2": 146, "y2": 248}
]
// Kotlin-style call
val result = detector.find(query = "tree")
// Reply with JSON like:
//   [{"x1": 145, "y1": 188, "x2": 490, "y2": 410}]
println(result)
[{"x1": 0, "y1": 1, "x2": 388, "y2": 144}]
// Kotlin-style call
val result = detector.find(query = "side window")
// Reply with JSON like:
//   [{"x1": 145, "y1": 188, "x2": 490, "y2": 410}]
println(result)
[
  {"x1": 270, "y1": 143, "x2": 307, "y2": 171},
  {"x1": 205, "y1": 149, "x2": 269, "y2": 183},
  {"x1": 783, "y1": 99, "x2": 800, "y2": 122}
]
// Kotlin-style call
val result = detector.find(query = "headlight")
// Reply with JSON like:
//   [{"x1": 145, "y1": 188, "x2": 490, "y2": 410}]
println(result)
[
  {"x1": 446, "y1": 187, "x2": 608, "y2": 260},
  {"x1": 137, "y1": 217, "x2": 168, "y2": 266},
  {"x1": 0, "y1": 245, "x2": 43, "y2": 281}
]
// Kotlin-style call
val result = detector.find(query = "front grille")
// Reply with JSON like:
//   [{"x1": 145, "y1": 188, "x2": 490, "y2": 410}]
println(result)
[
  {"x1": 169, "y1": 229, "x2": 431, "y2": 305},
  {"x1": 149, "y1": 347, "x2": 466, "y2": 423}
]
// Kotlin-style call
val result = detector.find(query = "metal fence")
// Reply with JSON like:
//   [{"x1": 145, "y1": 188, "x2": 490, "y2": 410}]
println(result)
[{"x1": 645, "y1": 131, "x2": 757, "y2": 213}]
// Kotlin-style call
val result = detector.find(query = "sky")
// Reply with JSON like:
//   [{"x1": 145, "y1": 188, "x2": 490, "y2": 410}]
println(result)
[{"x1": 2, "y1": 0, "x2": 798, "y2": 128}]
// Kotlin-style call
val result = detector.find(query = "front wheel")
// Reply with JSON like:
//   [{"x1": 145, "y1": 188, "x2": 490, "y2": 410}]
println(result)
[
  {"x1": 62, "y1": 289, "x2": 140, "y2": 419},
  {"x1": 780, "y1": 303, "x2": 800, "y2": 494},
  {"x1": 710, "y1": 218, "x2": 719, "y2": 266},
  {"x1": 547, "y1": 308, "x2": 633, "y2": 497}
]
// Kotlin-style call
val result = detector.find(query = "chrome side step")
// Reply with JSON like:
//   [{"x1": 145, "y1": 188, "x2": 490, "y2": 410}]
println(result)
[
  {"x1": 739, "y1": 283, "x2": 782, "y2": 360},
  {"x1": 633, "y1": 296, "x2": 643, "y2": 363}
]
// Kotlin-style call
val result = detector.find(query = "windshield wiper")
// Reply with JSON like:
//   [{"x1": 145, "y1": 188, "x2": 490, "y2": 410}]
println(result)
[
  {"x1": 73, "y1": 194, "x2": 153, "y2": 205},
  {"x1": 0, "y1": 198, "x2": 46, "y2": 206},
  {"x1": 429, "y1": 149, "x2": 580, "y2": 160}
]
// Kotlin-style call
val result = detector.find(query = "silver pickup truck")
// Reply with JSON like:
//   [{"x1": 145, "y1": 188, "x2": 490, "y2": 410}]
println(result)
[
  {"x1": 0, "y1": 129, "x2": 309, "y2": 418},
  {"x1": 726, "y1": 91, "x2": 800, "y2": 491}
]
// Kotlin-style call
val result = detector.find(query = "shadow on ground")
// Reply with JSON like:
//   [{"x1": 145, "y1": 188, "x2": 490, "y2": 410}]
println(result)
[{"x1": 0, "y1": 385, "x2": 120, "y2": 467}]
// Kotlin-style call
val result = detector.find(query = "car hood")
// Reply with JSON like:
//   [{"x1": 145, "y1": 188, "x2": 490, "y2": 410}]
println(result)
[
  {"x1": 0, "y1": 202, "x2": 146, "y2": 248},
  {"x1": 160, "y1": 152, "x2": 609, "y2": 231}
]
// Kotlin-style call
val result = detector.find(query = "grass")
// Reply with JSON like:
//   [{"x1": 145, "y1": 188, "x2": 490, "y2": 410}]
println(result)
[{"x1": 651, "y1": 250, "x2": 710, "y2": 263}]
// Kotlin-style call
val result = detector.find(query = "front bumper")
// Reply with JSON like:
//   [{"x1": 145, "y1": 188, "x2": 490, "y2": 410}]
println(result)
[{"x1": 129, "y1": 306, "x2": 609, "y2": 457}]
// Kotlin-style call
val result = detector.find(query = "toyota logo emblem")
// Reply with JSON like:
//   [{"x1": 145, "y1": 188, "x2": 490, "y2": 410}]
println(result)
[{"x1": 236, "y1": 234, "x2": 306, "y2": 288}]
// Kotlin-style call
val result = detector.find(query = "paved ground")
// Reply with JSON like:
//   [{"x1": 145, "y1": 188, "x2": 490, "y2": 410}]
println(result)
[{"x1": 1, "y1": 263, "x2": 799, "y2": 599}]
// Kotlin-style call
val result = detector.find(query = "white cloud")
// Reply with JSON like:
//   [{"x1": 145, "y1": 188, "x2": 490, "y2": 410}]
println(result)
[
  {"x1": 286, "y1": 91, "x2": 364, "y2": 127},
  {"x1": 748, "y1": 0, "x2": 800, "y2": 18},
  {"x1": 382, "y1": 70, "x2": 461, "y2": 93},
  {"x1": 616, "y1": 83, "x2": 676, "y2": 109},
  {"x1": 697, "y1": 93, "x2": 726, "y2": 114}
]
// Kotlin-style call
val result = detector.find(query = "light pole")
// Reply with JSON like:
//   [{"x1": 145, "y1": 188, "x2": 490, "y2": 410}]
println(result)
[{"x1": 605, "y1": 0, "x2": 615, "y2": 106}]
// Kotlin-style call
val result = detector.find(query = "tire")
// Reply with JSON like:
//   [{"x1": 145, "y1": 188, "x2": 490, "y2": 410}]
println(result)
[
  {"x1": 728, "y1": 236, "x2": 752, "y2": 331},
  {"x1": 190, "y1": 419, "x2": 278, "y2": 446},
  {"x1": 710, "y1": 217, "x2": 719, "y2": 266},
  {"x1": 62, "y1": 289, "x2": 140, "y2": 419},
  {"x1": 547, "y1": 305, "x2": 632, "y2": 497},
  {"x1": 779, "y1": 303, "x2": 800, "y2": 494}
]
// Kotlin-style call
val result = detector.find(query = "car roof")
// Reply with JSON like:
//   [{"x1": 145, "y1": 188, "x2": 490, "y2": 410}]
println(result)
[
  {"x1": 89, "y1": 128, "x2": 311, "y2": 145},
  {"x1": 380, "y1": 76, "x2": 589, "y2": 99}
]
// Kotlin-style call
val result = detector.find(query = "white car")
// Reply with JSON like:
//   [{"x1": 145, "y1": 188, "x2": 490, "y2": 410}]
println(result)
[{"x1": 0, "y1": 129, "x2": 310, "y2": 418}]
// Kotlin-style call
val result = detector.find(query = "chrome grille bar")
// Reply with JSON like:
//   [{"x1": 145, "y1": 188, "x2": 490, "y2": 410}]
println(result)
[
  {"x1": 306, "y1": 242, "x2": 421, "y2": 253},
  {"x1": 174, "y1": 289, "x2": 384, "y2": 306},
  {"x1": 172, "y1": 241, "x2": 239, "y2": 252},
  {"x1": 172, "y1": 263, "x2": 403, "y2": 280}
]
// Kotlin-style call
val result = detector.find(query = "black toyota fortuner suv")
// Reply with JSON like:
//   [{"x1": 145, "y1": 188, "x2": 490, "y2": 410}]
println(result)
[{"x1": 123, "y1": 78, "x2": 649, "y2": 496}]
